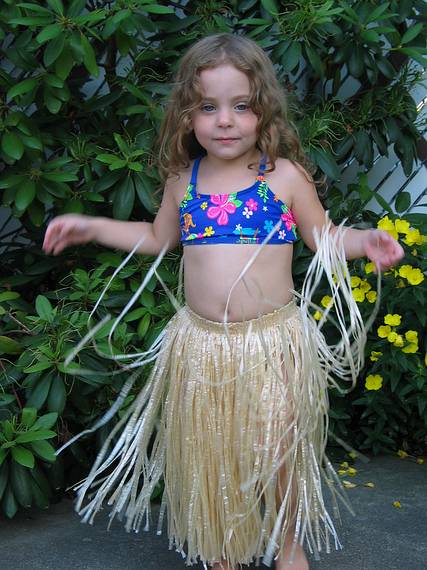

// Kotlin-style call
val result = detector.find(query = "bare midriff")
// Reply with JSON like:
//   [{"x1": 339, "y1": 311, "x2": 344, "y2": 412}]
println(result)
[{"x1": 183, "y1": 243, "x2": 295, "y2": 322}]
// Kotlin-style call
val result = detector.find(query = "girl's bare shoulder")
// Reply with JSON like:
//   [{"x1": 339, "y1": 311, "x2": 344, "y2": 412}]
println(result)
[
  {"x1": 267, "y1": 158, "x2": 315, "y2": 209},
  {"x1": 163, "y1": 162, "x2": 193, "y2": 206}
]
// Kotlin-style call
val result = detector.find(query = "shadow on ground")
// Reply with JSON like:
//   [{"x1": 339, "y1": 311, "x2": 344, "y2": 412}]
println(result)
[{"x1": 0, "y1": 455, "x2": 425, "y2": 570}]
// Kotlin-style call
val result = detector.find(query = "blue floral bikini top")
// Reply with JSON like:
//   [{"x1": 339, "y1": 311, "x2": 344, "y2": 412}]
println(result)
[{"x1": 179, "y1": 156, "x2": 298, "y2": 246}]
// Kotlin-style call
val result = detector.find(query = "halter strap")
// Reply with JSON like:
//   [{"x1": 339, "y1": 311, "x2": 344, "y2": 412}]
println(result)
[
  {"x1": 190, "y1": 157, "x2": 201, "y2": 187},
  {"x1": 258, "y1": 155, "x2": 267, "y2": 176}
]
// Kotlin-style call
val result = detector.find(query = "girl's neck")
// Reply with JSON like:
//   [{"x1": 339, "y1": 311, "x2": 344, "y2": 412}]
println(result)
[{"x1": 202, "y1": 149, "x2": 261, "y2": 173}]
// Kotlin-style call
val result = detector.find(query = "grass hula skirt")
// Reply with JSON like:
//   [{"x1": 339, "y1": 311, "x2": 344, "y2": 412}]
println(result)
[{"x1": 59, "y1": 217, "x2": 379, "y2": 568}]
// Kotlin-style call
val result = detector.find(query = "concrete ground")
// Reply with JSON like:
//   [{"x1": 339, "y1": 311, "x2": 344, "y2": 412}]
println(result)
[{"x1": 0, "y1": 454, "x2": 425, "y2": 570}]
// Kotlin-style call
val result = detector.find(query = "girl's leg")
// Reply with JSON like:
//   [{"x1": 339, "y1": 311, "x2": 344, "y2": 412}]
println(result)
[{"x1": 274, "y1": 368, "x2": 310, "y2": 570}]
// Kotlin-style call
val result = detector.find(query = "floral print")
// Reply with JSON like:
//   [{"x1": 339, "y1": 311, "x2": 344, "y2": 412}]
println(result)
[
  {"x1": 264, "y1": 220, "x2": 274, "y2": 233},
  {"x1": 180, "y1": 157, "x2": 298, "y2": 245},
  {"x1": 242, "y1": 207, "x2": 253, "y2": 219},
  {"x1": 245, "y1": 198, "x2": 258, "y2": 211},
  {"x1": 207, "y1": 194, "x2": 237, "y2": 226}
]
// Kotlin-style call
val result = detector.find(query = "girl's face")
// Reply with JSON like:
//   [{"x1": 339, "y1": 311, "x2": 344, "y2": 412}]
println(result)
[{"x1": 191, "y1": 64, "x2": 258, "y2": 162}]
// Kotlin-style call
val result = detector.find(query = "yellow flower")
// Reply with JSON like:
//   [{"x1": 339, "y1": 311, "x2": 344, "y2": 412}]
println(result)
[
  {"x1": 406, "y1": 268, "x2": 424, "y2": 285},
  {"x1": 403, "y1": 228, "x2": 424, "y2": 246},
  {"x1": 359, "y1": 280, "x2": 372, "y2": 292},
  {"x1": 340, "y1": 461, "x2": 349, "y2": 468},
  {"x1": 338, "y1": 469, "x2": 348, "y2": 475},
  {"x1": 370, "y1": 351, "x2": 382, "y2": 362},
  {"x1": 347, "y1": 467, "x2": 357, "y2": 476},
  {"x1": 402, "y1": 343, "x2": 418, "y2": 354},
  {"x1": 352, "y1": 288, "x2": 365, "y2": 302},
  {"x1": 397, "y1": 450, "x2": 408, "y2": 458},
  {"x1": 393, "y1": 335, "x2": 404, "y2": 347},
  {"x1": 364, "y1": 482, "x2": 375, "y2": 488},
  {"x1": 398, "y1": 264, "x2": 413, "y2": 278},
  {"x1": 314, "y1": 310, "x2": 322, "y2": 321},
  {"x1": 348, "y1": 451, "x2": 357, "y2": 459},
  {"x1": 377, "y1": 215, "x2": 398, "y2": 239},
  {"x1": 387, "y1": 331, "x2": 398, "y2": 343},
  {"x1": 411, "y1": 249, "x2": 417, "y2": 256},
  {"x1": 394, "y1": 219, "x2": 410, "y2": 234},
  {"x1": 366, "y1": 291, "x2": 377, "y2": 303},
  {"x1": 203, "y1": 226, "x2": 215, "y2": 237},
  {"x1": 384, "y1": 314, "x2": 401, "y2": 326},
  {"x1": 392, "y1": 501, "x2": 402, "y2": 508},
  {"x1": 378, "y1": 325, "x2": 391, "y2": 338},
  {"x1": 350, "y1": 276, "x2": 361, "y2": 288},
  {"x1": 417, "y1": 458, "x2": 425, "y2": 465},
  {"x1": 343, "y1": 480, "x2": 357, "y2": 489},
  {"x1": 365, "y1": 374, "x2": 383, "y2": 390},
  {"x1": 200, "y1": 201, "x2": 208, "y2": 210},
  {"x1": 405, "y1": 330, "x2": 418, "y2": 343},
  {"x1": 321, "y1": 295, "x2": 333, "y2": 309},
  {"x1": 365, "y1": 261, "x2": 375, "y2": 274}
]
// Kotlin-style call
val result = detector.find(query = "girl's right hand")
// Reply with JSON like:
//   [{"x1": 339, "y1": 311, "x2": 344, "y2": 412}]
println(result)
[{"x1": 43, "y1": 214, "x2": 96, "y2": 255}]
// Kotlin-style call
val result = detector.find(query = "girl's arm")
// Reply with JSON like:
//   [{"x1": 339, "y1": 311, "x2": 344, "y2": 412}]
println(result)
[
  {"x1": 288, "y1": 162, "x2": 404, "y2": 270},
  {"x1": 43, "y1": 178, "x2": 181, "y2": 256}
]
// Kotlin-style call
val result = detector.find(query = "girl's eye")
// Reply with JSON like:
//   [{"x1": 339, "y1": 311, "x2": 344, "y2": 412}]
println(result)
[
  {"x1": 201, "y1": 104, "x2": 215, "y2": 112},
  {"x1": 235, "y1": 103, "x2": 249, "y2": 111}
]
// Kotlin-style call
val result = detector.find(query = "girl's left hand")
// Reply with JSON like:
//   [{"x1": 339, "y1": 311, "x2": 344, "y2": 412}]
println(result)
[{"x1": 363, "y1": 229, "x2": 404, "y2": 272}]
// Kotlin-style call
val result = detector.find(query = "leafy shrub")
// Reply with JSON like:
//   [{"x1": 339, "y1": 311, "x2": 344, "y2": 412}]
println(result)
[{"x1": 0, "y1": 0, "x2": 426, "y2": 515}]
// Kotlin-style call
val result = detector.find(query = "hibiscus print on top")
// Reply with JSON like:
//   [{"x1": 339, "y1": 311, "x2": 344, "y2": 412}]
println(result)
[{"x1": 207, "y1": 194, "x2": 237, "y2": 226}]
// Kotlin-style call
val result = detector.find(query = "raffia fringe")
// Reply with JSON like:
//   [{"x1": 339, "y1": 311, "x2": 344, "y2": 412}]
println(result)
[{"x1": 61, "y1": 214, "x2": 379, "y2": 567}]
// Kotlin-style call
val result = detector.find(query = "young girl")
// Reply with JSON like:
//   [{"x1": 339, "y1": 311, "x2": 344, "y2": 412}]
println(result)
[{"x1": 43, "y1": 34, "x2": 403, "y2": 570}]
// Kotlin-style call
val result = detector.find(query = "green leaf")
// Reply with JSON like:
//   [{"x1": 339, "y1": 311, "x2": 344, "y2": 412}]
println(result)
[
  {"x1": 260, "y1": 0, "x2": 278, "y2": 15},
  {"x1": 281, "y1": 41, "x2": 302, "y2": 72},
  {"x1": 366, "y1": 2, "x2": 391, "y2": 23},
  {"x1": 54, "y1": 46, "x2": 74, "y2": 79},
  {"x1": 21, "y1": 408, "x2": 37, "y2": 429},
  {"x1": 134, "y1": 173, "x2": 156, "y2": 214},
  {"x1": 401, "y1": 23, "x2": 423, "y2": 45},
  {"x1": 7, "y1": 77, "x2": 38, "y2": 100},
  {"x1": 44, "y1": 34, "x2": 65, "y2": 67},
  {"x1": 32, "y1": 412, "x2": 58, "y2": 431},
  {"x1": 47, "y1": 376, "x2": 66, "y2": 414},
  {"x1": 24, "y1": 361, "x2": 53, "y2": 374},
  {"x1": 305, "y1": 45, "x2": 325, "y2": 77},
  {"x1": 16, "y1": 3, "x2": 52, "y2": 14},
  {"x1": 2, "y1": 485, "x2": 18, "y2": 518},
  {"x1": 113, "y1": 175, "x2": 135, "y2": 220},
  {"x1": 26, "y1": 375, "x2": 53, "y2": 409},
  {"x1": 0, "y1": 336, "x2": 22, "y2": 355},
  {"x1": 30, "y1": 440, "x2": 56, "y2": 462},
  {"x1": 36, "y1": 23, "x2": 62, "y2": 44},
  {"x1": 47, "y1": 0, "x2": 64, "y2": 15},
  {"x1": 142, "y1": 4, "x2": 175, "y2": 14},
  {"x1": 137, "y1": 313, "x2": 151, "y2": 339},
  {"x1": 80, "y1": 33, "x2": 99, "y2": 77},
  {"x1": 310, "y1": 147, "x2": 341, "y2": 180},
  {"x1": 20, "y1": 135, "x2": 43, "y2": 151},
  {"x1": 42, "y1": 171, "x2": 78, "y2": 182},
  {"x1": 398, "y1": 48, "x2": 427, "y2": 68},
  {"x1": 11, "y1": 446, "x2": 35, "y2": 469},
  {"x1": 35, "y1": 295, "x2": 54, "y2": 321},
  {"x1": 15, "y1": 178, "x2": 36, "y2": 210},
  {"x1": 395, "y1": 191, "x2": 411, "y2": 213},
  {"x1": 1, "y1": 132, "x2": 25, "y2": 160},
  {"x1": 15, "y1": 430, "x2": 56, "y2": 444},
  {"x1": 9, "y1": 16, "x2": 53, "y2": 26}
]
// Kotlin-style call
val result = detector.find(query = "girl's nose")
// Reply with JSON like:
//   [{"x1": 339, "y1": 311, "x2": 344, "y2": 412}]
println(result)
[{"x1": 216, "y1": 109, "x2": 233, "y2": 127}]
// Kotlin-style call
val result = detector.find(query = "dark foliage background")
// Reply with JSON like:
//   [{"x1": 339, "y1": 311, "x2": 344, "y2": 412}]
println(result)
[{"x1": 0, "y1": 0, "x2": 426, "y2": 516}]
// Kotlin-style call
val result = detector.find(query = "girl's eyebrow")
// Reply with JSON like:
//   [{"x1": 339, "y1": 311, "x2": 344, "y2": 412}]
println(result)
[{"x1": 201, "y1": 94, "x2": 250, "y2": 101}]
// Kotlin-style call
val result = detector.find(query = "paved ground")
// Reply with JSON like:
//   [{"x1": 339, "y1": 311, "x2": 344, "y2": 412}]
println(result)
[{"x1": 0, "y1": 454, "x2": 425, "y2": 570}]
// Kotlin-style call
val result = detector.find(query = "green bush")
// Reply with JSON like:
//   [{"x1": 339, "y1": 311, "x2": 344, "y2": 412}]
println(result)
[{"x1": 0, "y1": 0, "x2": 426, "y2": 515}]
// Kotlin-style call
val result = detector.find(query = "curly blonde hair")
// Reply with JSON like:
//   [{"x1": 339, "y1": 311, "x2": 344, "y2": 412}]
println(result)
[{"x1": 156, "y1": 33, "x2": 314, "y2": 183}]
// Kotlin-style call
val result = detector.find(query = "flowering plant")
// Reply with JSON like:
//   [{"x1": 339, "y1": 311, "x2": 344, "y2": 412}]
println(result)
[{"x1": 310, "y1": 214, "x2": 427, "y2": 456}]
